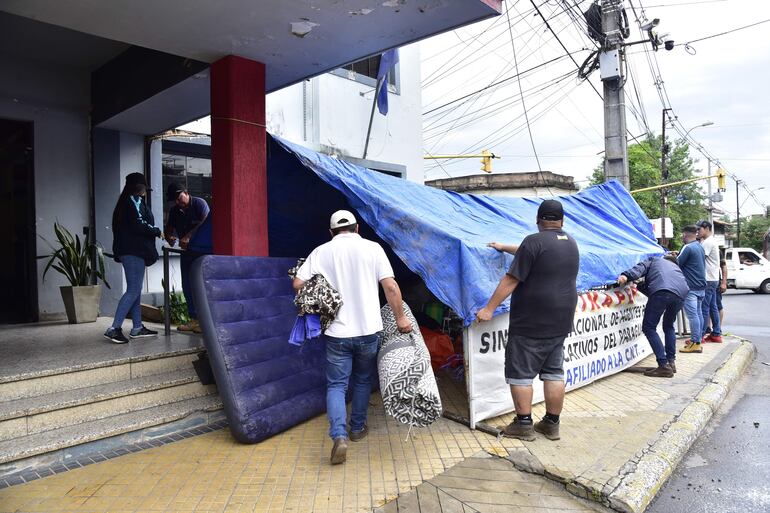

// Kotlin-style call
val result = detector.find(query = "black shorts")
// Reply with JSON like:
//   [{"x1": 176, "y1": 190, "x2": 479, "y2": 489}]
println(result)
[{"x1": 505, "y1": 334, "x2": 566, "y2": 385}]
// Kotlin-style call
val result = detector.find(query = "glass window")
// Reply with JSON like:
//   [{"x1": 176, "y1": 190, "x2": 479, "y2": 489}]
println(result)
[
  {"x1": 738, "y1": 252, "x2": 759, "y2": 265},
  {"x1": 340, "y1": 55, "x2": 397, "y2": 86},
  {"x1": 161, "y1": 152, "x2": 212, "y2": 207}
]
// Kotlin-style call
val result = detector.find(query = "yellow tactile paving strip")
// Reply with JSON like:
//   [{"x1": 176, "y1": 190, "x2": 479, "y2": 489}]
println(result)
[
  {"x1": 0, "y1": 339, "x2": 732, "y2": 513},
  {"x1": 0, "y1": 393, "x2": 524, "y2": 513}
]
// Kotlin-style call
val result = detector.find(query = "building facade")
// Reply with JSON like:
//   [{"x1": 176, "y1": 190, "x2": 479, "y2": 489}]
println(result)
[
  {"x1": 0, "y1": 2, "x2": 501, "y2": 322},
  {"x1": 426, "y1": 171, "x2": 579, "y2": 198}
]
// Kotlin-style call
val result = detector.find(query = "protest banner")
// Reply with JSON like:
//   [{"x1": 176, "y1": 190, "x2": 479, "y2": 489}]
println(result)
[{"x1": 464, "y1": 285, "x2": 649, "y2": 427}]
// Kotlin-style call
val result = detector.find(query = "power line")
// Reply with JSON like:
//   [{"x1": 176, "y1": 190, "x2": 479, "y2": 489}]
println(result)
[
  {"x1": 422, "y1": 54, "x2": 574, "y2": 116},
  {"x1": 423, "y1": 71, "x2": 577, "y2": 137},
  {"x1": 422, "y1": 6, "x2": 573, "y2": 152},
  {"x1": 507, "y1": 6, "x2": 544, "y2": 173},
  {"x1": 528, "y1": 0, "x2": 604, "y2": 99},
  {"x1": 678, "y1": 18, "x2": 770, "y2": 47},
  {"x1": 642, "y1": 0, "x2": 727, "y2": 6}
]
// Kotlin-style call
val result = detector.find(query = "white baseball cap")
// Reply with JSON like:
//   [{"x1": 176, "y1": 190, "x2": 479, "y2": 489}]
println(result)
[{"x1": 330, "y1": 210, "x2": 357, "y2": 229}]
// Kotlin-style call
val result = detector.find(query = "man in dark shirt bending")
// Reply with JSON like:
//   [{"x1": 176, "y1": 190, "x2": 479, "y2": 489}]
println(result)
[
  {"x1": 164, "y1": 183, "x2": 210, "y2": 333},
  {"x1": 476, "y1": 199, "x2": 579, "y2": 441}
]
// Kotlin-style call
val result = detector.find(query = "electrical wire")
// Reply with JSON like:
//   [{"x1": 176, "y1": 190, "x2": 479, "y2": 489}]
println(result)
[
  {"x1": 509, "y1": 5, "x2": 543, "y2": 173},
  {"x1": 678, "y1": 18, "x2": 770, "y2": 50},
  {"x1": 431, "y1": 1, "x2": 599, "y2": 154},
  {"x1": 422, "y1": 6, "x2": 577, "y2": 152},
  {"x1": 587, "y1": 3, "x2": 762, "y2": 209},
  {"x1": 424, "y1": 71, "x2": 577, "y2": 137},
  {"x1": 423, "y1": 54, "x2": 573, "y2": 116},
  {"x1": 425, "y1": 1, "x2": 604, "y2": 176}
]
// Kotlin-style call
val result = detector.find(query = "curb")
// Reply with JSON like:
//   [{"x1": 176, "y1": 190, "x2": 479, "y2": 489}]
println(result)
[{"x1": 607, "y1": 340, "x2": 756, "y2": 513}]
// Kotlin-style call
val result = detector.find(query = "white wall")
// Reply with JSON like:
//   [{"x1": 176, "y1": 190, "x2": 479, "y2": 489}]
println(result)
[
  {"x1": 94, "y1": 132, "x2": 176, "y2": 316},
  {"x1": 469, "y1": 187, "x2": 577, "y2": 198},
  {"x1": 265, "y1": 43, "x2": 423, "y2": 183},
  {"x1": 147, "y1": 139, "x2": 183, "y2": 303},
  {"x1": 0, "y1": 55, "x2": 91, "y2": 319}
]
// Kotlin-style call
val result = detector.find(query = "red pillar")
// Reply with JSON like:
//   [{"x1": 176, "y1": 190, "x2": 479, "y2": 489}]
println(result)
[{"x1": 210, "y1": 55, "x2": 268, "y2": 256}]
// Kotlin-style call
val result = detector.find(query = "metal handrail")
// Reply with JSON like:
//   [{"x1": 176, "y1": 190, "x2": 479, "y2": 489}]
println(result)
[{"x1": 162, "y1": 246, "x2": 205, "y2": 336}]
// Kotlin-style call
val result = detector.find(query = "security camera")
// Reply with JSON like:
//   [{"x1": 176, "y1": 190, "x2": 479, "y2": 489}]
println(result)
[
  {"x1": 664, "y1": 40, "x2": 675, "y2": 51},
  {"x1": 641, "y1": 18, "x2": 659, "y2": 32}
]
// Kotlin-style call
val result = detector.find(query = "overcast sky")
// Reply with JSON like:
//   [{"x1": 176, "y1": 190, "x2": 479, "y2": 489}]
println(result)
[{"x1": 420, "y1": 0, "x2": 770, "y2": 217}]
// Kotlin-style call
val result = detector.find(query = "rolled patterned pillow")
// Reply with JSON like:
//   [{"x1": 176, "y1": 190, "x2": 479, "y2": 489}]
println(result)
[{"x1": 378, "y1": 302, "x2": 443, "y2": 427}]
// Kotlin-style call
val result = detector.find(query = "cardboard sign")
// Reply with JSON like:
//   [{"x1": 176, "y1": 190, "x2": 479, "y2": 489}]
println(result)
[{"x1": 464, "y1": 286, "x2": 649, "y2": 427}]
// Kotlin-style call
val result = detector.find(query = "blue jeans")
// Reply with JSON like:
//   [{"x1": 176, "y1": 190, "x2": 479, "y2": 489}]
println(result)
[
  {"x1": 324, "y1": 333, "x2": 379, "y2": 439},
  {"x1": 701, "y1": 281, "x2": 721, "y2": 338},
  {"x1": 111, "y1": 255, "x2": 145, "y2": 333},
  {"x1": 642, "y1": 290, "x2": 683, "y2": 365},
  {"x1": 180, "y1": 252, "x2": 202, "y2": 319},
  {"x1": 683, "y1": 289, "x2": 705, "y2": 344}
]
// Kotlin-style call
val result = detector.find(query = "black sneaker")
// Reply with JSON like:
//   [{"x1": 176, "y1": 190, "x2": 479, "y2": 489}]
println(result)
[
  {"x1": 130, "y1": 326, "x2": 158, "y2": 339},
  {"x1": 104, "y1": 328, "x2": 128, "y2": 344}
]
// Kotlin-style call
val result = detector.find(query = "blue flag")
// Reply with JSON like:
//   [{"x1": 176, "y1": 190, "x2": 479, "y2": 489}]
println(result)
[{"x1": 376, "y1": 48, "x2": 399, "y2": 115}]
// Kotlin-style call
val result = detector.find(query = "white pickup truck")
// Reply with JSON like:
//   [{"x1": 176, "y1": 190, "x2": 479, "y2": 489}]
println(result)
[{"x1": 724, "y1": 247, "x2": 770, "y2": 294}]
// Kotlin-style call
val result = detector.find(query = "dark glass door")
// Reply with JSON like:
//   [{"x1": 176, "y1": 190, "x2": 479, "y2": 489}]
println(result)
[{"x1": 0, "y1": 119, "x2": 36, "y2": 323}]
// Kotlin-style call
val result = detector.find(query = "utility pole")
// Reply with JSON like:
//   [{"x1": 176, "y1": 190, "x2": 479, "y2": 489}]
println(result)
[
  {"x1": 600, "y1": 0, "x2": 629, "y2": 189},
  {"x1": 707, "y1": 159, "x2": 713, "y2": 224},
  {"x1": 660, "y1": 108, "x2": 672, "y2": 248},
  {"x1": 735, "y1": 180, "x2": 741, "y2": 247}
]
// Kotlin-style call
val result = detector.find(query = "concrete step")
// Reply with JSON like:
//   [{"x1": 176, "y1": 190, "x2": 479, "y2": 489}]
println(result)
[
  {"x1": 0, "y1": 394, "x2": 223, "y2": 473},
  {"x1": 0, "y1": 369, "x2": 215, "y2": 441},
  {"x1": 0, "y1": 350, "x2": 201, "y2": 402}
]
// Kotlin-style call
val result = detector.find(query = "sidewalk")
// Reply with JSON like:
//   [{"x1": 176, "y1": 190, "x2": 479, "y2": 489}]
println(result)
[{"x1": 0, "y1": 336, "x2": 753, "y2": 513}]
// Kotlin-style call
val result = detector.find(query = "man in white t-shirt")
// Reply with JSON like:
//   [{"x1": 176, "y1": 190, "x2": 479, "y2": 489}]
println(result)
[
  {"x1": 697, "y1": 220, "x2": 722, "y2": 343},
  {"x1": 293, "y1": 210, "x2": 411, "y2": 465}
]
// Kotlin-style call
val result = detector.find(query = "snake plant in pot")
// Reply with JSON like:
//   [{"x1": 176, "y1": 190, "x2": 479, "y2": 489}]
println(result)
[{"x1": 41, "y1": 222, "x2": 110, "y2": 323}]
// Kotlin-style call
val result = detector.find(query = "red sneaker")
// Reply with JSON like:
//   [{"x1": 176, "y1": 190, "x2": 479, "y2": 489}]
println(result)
[{"x1": 704, "y1": 334, "x2": 723, "y2": 343}]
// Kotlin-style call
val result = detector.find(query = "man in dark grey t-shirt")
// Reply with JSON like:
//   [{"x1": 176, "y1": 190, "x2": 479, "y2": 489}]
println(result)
[{"x1": 476, "y1": 199, "x2": 579, "y2": 442}]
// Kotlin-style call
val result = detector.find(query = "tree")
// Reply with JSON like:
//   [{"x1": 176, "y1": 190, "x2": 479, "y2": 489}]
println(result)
[
  {"x1": 725, "y1": 215, "x2": 770, "y2": 252},
  {"x1": 591, "y1": 136, "x2": 707, "y2": 249}
]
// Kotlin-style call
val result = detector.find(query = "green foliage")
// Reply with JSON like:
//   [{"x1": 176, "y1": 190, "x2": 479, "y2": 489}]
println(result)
[
  {"x1": 734, "y1": 216, "x2": 770, "y2": 252},
  {"x1": 41, "y1": 222, "x2": 110, "y2": 288},
  {"x1": 591, "y1": 136, "x2": 708, "y2": 249},
  {"x1": 159, "y1": 278, "x2": 189, "y2": 325}
]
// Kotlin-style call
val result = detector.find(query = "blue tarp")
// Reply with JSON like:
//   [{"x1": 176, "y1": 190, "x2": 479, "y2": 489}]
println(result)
[{"x1": 270, "y1": 136, "x2": 663, "y2": 326}]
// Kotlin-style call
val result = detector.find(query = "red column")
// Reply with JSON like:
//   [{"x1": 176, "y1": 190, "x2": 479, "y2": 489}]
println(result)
[{"x1": 210, "y1": 55, "x2": 268, "y2": 256}]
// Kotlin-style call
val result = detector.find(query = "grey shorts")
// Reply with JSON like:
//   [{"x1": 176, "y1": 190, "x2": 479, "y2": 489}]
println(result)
[{"x1": 505, "y1": 334, "x2": 566, "y2": 386}]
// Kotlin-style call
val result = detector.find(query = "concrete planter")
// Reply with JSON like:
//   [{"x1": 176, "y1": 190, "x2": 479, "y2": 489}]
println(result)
[{"x1": 60, "y1": 285, "x2": 101, "y2": 324}]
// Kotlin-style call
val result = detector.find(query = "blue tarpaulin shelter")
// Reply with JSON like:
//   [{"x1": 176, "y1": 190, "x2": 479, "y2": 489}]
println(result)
[{"x1": 267, "y1": 135, "x2": 663, "y2": 326}]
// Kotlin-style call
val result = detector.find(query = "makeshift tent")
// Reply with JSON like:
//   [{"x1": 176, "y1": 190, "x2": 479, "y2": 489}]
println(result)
[
  {"x1": 195, "y1": 135, "x2": 665, "y2": 441},
  {"x1": 268, "y1": 135, "x2": 664, "y2": 325}
]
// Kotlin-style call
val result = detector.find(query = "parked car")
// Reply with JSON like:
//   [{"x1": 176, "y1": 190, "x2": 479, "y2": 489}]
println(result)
[{"x1": 724, "y1": 247, "x2": 770, "y2": 293}]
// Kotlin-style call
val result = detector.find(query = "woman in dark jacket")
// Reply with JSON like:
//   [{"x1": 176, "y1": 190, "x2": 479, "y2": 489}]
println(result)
[{"x1": 103, "y1": 173, "x2": 162, "y2": 344}]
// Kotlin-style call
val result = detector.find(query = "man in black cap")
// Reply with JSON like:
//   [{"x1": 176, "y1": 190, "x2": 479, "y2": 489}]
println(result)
[
  {"x1": 476, "y1": 199, "x2": 579, "y2": 442},
  {"x1": 164, "y1": 183, "x2": 210, "y2": 333}
]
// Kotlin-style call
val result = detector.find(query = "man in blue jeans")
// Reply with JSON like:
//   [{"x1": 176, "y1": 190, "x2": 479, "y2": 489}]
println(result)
[
  {"x1": 618, "y1": 254, "x2": 689, "y2": 377},
  {"x1": 293, "y1": 210, "x2": 411, "y2": 464},
  {"x1": 164, "y1": 183, "x2": 210, "y2": 333},
  {"x1": 697, "y1": 220, "x2": 722, "y2": 343},
  {"x1": 678, "y1": 226, "x2": 707, "y2": 356}
]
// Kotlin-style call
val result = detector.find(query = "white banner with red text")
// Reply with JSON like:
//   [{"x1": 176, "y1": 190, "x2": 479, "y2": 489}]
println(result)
[{"x1": 464, "y1": 286, "x2": 649, "y2": 428}]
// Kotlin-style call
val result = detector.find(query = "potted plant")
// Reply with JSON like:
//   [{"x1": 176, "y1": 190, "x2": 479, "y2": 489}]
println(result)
[{"x1": 41, "y1": 222, "x2": 110, "y2": 323}]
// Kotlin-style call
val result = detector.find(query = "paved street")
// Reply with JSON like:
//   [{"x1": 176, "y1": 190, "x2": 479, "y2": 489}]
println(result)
[{"x1": 649, "y1": 290, "x2": 770, "y2": 513}]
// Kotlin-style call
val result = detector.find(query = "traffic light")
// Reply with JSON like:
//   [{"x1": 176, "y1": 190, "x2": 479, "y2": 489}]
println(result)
[
  {"x1": 717, "y1": 168, "x2": 726, "y2": 191},
  {"x1": 480, "y1": 150, "x2": 493, "y2": 173}
]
